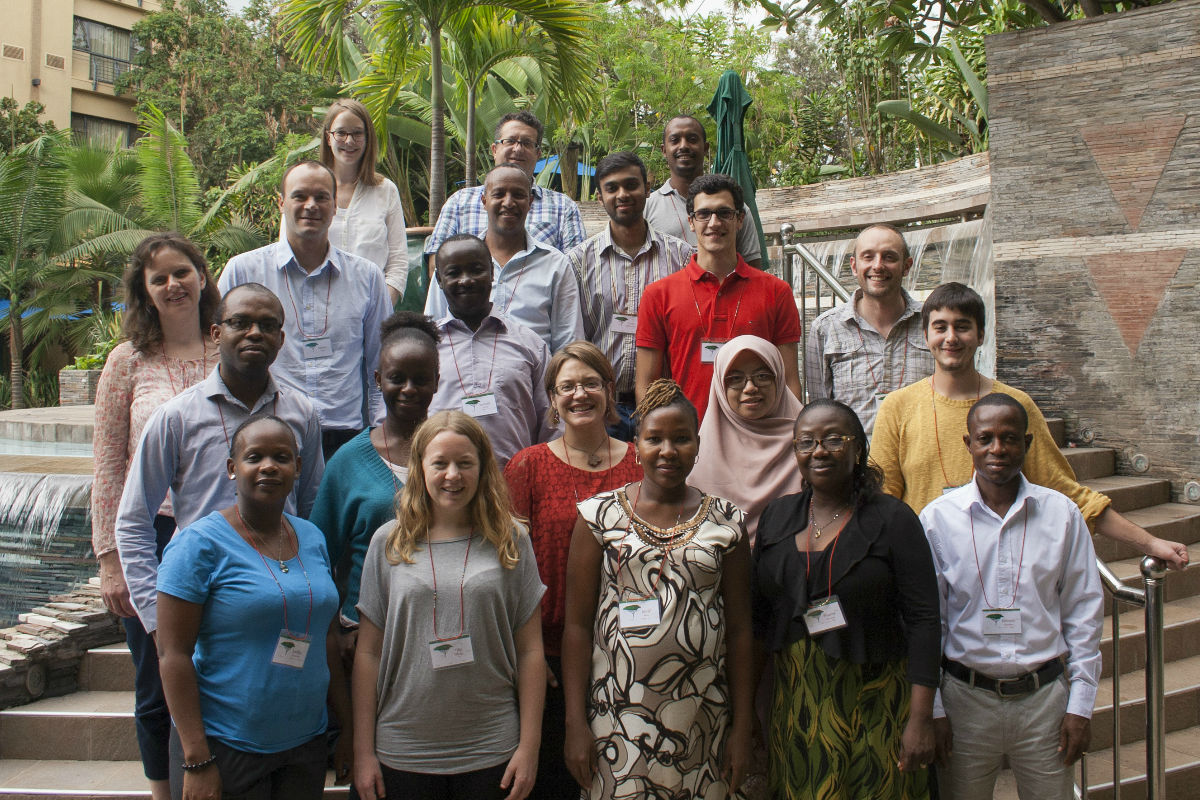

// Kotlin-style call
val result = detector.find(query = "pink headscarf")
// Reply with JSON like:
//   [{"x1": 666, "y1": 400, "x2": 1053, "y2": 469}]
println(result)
[{"x1": 690, "y1": 335, "x2": 805, "y2": 544}]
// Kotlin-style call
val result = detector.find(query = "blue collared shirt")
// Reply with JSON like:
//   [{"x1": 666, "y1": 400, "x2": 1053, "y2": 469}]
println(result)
[
  {"x1": 424, "y1": 234, "x2": 586, "y2": 355},
  {"x1": 424, "y1": 183, "x2": 586, "y2": 255},
  {"x1": 114, "y1": 367, "x2": 325, "y2": 632},
  {"x1": 429, "y1": 312, "x2": 553, "y2": 467},
  {"x1": 219, "y1": 240, "x2": 391, "y2": 430}
]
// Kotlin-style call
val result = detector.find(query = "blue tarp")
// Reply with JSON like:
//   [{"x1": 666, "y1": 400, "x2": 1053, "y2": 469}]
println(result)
[
  {"x1": 0, "y1": 299, "x2": 123, "y2": 321},
  {"x1": 535, "y1": 155, "x2": 595, "y2": 177}
]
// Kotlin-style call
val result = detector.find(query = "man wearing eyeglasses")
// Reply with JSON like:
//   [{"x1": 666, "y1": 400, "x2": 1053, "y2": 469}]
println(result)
[
  {"x1": 424, "y1": 111, "x2": 586, "y2": 264},
  {"x1": 644, "y1": 115, "x2": 763, "y2": 268},
  {"x1": 220, "y1": 160, "x2": 392, "y2": 461},
  {"x1": 635, "y1": 174, "x2": 802, "y2": 419},
  {"x1": 115, "y1": 283, "x2": 325, "y2": 636}
]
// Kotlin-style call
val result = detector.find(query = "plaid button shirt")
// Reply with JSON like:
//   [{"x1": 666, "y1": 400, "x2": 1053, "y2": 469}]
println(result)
[{"x1": 424, "y1": 184, "x2": 586, "y2": 255}]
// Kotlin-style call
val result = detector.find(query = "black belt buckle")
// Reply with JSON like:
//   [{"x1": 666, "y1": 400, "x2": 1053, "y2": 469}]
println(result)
[{"x1": 993, "y1": 673, "x2": 1037, "y2": 698}]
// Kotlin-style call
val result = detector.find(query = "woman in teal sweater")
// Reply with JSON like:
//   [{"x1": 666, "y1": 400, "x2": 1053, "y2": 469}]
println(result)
[{"x1": 310, "y1": 311, "x2": 441, "y2": 657}]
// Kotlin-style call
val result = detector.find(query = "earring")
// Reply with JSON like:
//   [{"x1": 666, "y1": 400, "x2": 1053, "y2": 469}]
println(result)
[
  {"x1": 634, "y1": 452, "x2": 641, "y2": 465},
  {"x1": 552, "y1": 408, "x2": 561, "y2": 425}
]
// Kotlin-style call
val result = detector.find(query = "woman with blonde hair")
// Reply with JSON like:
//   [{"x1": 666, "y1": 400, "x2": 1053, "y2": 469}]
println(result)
[
  {"x1": 351, "y1": 410, "x2": 546, "y2": 800},
  {"x1": 318, "y1": 97, "x2": 408, "y2": 304}
]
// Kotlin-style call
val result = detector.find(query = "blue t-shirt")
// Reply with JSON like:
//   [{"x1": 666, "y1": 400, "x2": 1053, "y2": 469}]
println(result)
[{"x1": 158, "y1": 511, "x2": 339, "y2": 753}]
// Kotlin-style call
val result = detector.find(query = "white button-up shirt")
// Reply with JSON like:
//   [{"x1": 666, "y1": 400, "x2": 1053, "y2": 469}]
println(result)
[
  {"x1": 920, "y1": 475, "x2": 1103, "y2": 719},
  {"x1": 219, "y1": 240, "x2": 391, "y2": 430},
  {"x1": 424, "y1": 234, "x2": 585, "y2": 355}
]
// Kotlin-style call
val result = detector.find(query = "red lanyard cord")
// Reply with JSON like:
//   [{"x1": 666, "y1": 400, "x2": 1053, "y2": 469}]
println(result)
[
  {"x1": 444, "y1": 325, "x2": 501, "y2": 398},
  {"x1": 968, "y1": 505, "x2": 1029, "y2": 609},
  {"x1": 688, "y1": 274, "x2": 744, "y2": 341},
  {"x1": 282, "y1": 265, "x2": 334, "y2": 339},
  {"x1": 854, "y1": 324, "x2": 908, "y2": 396},
  {"x1": 803, "y1": 500, "x2": 844, "y2": 602},
  {"x1": 616, "y1": 482, "x2": 687, "y2": 601},
  {"x1": 429, "y1": 534, "x2": 473, "y2": 641},
  {"x1": 241, "y1": 515, "x2": 313, "y2": 639},
  {"x1": 216, "y1": 397, "x2": 279, "y2": 451},
  {"x1": 929, "y1": 374, "x2": 981, "y2": 490}
]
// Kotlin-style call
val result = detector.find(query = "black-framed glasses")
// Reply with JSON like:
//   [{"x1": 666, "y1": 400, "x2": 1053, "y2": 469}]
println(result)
[
  {"x1": 220, "y1": 316, "x2": 283, "y2": 334},
  {"x1": 689, "y1": 207, "x2": 740, "y2": 222},
  {"x1": 329, "y1": 130, "x2": 366, "y2": 142},
  {"x1": 792, "y1": 434, "x2": 856, "y2": 454},
  {"x1": 493, "y1": 137, "x2": 542, "y2": 152},
  {"x1": 723, "y1": 371, "x2": 776, "y2": 391},
  {"x1": 554, "y1": 379, "x2": 605, "y2": 397}
]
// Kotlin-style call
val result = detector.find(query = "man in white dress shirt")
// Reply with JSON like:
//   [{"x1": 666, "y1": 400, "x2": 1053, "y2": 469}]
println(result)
[{"x1": 919, "y1": 393, "x2": 1102, "y2": 799}]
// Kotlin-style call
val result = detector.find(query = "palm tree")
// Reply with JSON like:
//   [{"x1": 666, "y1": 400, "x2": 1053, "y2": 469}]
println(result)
[{"x1": 279, "y1": 0, "x2": 596, "y2": 221}]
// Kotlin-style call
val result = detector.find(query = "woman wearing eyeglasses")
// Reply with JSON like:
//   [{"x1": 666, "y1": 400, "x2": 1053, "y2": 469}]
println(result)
[
  {"x1": 318, "y1": 98, "x2": 408, "y2": 305},
  {"x1": 504, "y1": 342, "x2": 641, "y2": 798},
  {"x1": 691, "y1": 335, "x2": 805, "y2": 546},
  {"x1": 753, "y1": 399, "x2": 941, "y2": 800}
]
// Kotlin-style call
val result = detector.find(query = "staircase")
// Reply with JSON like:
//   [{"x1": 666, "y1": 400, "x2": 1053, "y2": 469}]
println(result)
[{"x1": 0, "y1": 642, "x2": 348, "y2": 798}]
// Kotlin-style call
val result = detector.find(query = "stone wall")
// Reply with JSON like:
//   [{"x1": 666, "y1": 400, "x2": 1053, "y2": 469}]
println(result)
[{"x1": 987, "y1": 0, "x2": 1200, "y2": 495}]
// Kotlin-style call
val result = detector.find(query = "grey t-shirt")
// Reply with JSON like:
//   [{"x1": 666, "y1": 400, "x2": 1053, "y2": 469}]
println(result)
[{"x1": 357, "y1": 524, "x2": 545, "y2": 773}]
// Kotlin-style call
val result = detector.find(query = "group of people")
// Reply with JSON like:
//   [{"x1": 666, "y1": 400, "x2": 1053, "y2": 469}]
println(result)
[{"x1": 88, "y1": 99, "x2": 1190, "y2": 800}]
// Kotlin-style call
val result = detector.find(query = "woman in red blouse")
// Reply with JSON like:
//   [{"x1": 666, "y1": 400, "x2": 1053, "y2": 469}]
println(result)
[{"x1": 504, "y1": 341, "x2": 641, "y2": 799}]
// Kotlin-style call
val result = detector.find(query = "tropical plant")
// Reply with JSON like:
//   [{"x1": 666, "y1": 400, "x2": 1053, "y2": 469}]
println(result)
[
  {"x1": 279, "y1": 0, "x2": 598, "y2": 221},
  {"x1": 2, "y1": 97, "x2": 57, "y2": 156}
]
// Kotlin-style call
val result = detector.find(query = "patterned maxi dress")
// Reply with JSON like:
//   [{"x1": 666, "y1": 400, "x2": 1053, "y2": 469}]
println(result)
[{"x1": 578, "y1": 487, "x2": 746, "y2": 800}]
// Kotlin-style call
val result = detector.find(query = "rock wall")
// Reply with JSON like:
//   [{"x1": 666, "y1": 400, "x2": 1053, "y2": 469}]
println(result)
[{"x1": 987, "y1": 0, "x2": 1200, "y2": 495}]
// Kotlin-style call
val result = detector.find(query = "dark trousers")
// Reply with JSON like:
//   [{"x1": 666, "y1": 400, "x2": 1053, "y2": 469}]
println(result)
[
  {"x1": 168, "y1": 727, "x2": 326, "y2": 800},
  {"x1": 532, "y1": 655, "x2": 580, "y2": 799},
  {"x1": 607, "y1": 400, "x2": 637, "y2": 442},
  {"x1": 322, "y1": 427, "x2": 359, "y2": 462},
  {"x1": 125, "y1": 513, "x2": 175, "y2": 781},
  {"x1": 350, "y1": 762, "x2": 509, "y2": 800}
]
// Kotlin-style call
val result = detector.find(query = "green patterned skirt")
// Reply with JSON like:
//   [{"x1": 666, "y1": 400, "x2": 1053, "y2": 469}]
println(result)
[{"x1": 769, "y1": 636, "x2": 930, "y2": 800}]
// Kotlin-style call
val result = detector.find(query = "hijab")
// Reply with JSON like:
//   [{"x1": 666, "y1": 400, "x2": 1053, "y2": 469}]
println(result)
[{"x1": 690, "y1": 335, "x2": 805, "y2": 543}]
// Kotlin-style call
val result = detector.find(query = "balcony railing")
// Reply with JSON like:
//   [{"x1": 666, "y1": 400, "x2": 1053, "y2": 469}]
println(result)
[{"x1": 86, "y1": 53, "x2": 132, "y2": 86}]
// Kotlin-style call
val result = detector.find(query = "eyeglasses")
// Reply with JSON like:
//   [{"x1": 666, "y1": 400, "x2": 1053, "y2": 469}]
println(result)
[
  {"x1": 689, "y1": 207, "x2": 740, "y2": 222},
  {"x1": 554, "y1": 379, "x2": 605, "y2": 397},
  {"x1": 792, "y1": 434, "x2": 857, "y2": 454},
  {"x1": 494, "y1": 137, "x2": 542, "y2": 151},
  {"x1": 723, "y1": 371, "x2": 776, "y2": 391},
  {"x1": 329, "y1": 129, "x2": 366, "y2": 142},
  {"x1": 220, "y1": 316, "x2": 284, "y2": 334}
]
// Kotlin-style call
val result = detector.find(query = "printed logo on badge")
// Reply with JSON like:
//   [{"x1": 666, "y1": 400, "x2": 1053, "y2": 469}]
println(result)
[
  {"x1": 803, "y1": 596, "x2": 849, "y2": 635},
  {"x1": 611, "y1": 313, "x2": 638, "y2": 335},
  {"x1": 301, "y1": 337, "x2": 333, "y2": 360},
  {"x1": 982, "y1": 608, "x2": 1022, "y2": 635},
  {"x1": 271, "y1": 631, "x2": 311, "y2": 669},
  {"x1": 429, "y1": 635, "x2": 475, "y2": 669},
  {"x1": 461, "y1": 393, "x2": 498, "y2": 417},
  {"x1": 619, "y1": 598, "x2": 662, "y2": 630},
  {"x1": 700, "y1": 341, "x2": 722, "y2": 364}
]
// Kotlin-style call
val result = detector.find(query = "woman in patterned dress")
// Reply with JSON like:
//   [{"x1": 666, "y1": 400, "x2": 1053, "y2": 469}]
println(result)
[
  {"x1": 753, "y1": 399, "x2": 940, "y2": 799},
  {"x1": 561, "y1": 379, "x2": 755, "y2": 799},
  {"x1": 505, "y1": 341, "x2": 642, "y2": 799}
]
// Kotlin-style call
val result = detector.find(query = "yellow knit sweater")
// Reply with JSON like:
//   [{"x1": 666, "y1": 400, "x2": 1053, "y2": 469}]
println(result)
[{"x1": 870, "y1": 377, "x2": 1111, "y2": 527}]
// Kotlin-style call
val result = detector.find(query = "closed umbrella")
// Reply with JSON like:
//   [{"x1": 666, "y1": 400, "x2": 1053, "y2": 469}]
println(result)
[{"x1": 707, "y1": 69, "x2": 769, "y2": 269}]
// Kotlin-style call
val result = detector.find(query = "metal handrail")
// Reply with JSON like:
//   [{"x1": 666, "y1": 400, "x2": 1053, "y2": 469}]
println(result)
[
  {"x1": 779, "y1": 224, "x2": 851, "y2": 401},
  {"x1": 1081, "y1": 556, "x2": 1165, "y2": 799}
]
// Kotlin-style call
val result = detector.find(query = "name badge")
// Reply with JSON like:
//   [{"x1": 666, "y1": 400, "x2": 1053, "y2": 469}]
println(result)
[
  {"x1": 618, "y1": 598, "x2": 662, "y2": 630},
  {"x1": 429, "y1": 635, "x2": 475, "y2": 669},
  {"x1": 301, "y1": 337, "x2": 333, "y2": 359},
  {"x1": 271, "y1": 631, "x2": 311, "y2": 669},
  {"x1": 982, "y1": 607, "x2": 1022, "y2": 635},
  {"x1": 461, "y1": 392, "x2": 498, "y2": 417},
  {"x1": 874, "y1": 391, "x2": 888, "y2": 401},
  {"x1": 803, "y1": 595, "x2": 848, "y2": 635},
  {"x1": 611, "y1": 313, "x2": 638, "y2": 335},
  {"x1": 700, "y1": 340, "x2": 723, "y2": 364}
]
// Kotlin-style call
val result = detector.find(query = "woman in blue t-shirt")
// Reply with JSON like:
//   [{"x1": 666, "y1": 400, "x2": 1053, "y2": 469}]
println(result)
[{"x1": 157, "y1": 415, "x2": 349, "y2": 800}]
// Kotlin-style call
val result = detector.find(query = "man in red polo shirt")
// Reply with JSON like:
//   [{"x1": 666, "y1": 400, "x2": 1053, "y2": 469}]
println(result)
[{"x1": 634, "y1": 173, "x2": 802, "y2": 419}]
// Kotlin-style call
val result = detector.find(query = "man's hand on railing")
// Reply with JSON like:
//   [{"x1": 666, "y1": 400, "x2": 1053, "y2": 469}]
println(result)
[
  {"x1": 1058, "y1": 713, "x2": 1091, "y2": 766},
  {"x1": 1094, "y1": 507, "x2": 1189, "y2": 571},
  {"x1": 1145, "y1": 536, "x2": 1189, "y2": 571}
]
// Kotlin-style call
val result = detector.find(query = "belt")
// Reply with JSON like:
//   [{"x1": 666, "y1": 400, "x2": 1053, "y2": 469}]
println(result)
[{"x1": 943, "y1": 657, "x2": 1064, "y2": 698}]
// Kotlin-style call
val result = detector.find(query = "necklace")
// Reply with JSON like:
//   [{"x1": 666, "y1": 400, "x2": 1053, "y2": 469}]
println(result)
[
  {"x1": 560, "y1": 436, "x2": 614, "y2": 505},
  {"x1": 809, "y1": 502, "x2": 849, "y2": 540},
  {"x1": 235, "y1": 507, "x2": 292, "y2": 573},
  {"x1": 563, "y1": 433, "x2": 607, "y2": 468}
]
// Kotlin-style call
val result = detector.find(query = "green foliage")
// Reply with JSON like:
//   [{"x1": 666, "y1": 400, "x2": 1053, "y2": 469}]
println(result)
[
  {"x1": 116, "y1": 0, "x2": 336, "y2": 191},
  {"x1": 1, "y1": 98, "x2": 57, "y2": 156}
]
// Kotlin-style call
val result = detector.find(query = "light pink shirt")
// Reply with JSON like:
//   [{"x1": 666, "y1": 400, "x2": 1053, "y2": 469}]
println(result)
[{"x1": 90, "y1": 340, "x2": 214, "y2": 557}]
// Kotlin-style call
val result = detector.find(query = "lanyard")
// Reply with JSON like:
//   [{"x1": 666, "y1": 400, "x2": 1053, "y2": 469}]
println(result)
[
  {"x1": 282, "y1": 264, "x2": 334, "y2": 339},
  {"x1": 560, "y1": 438, "x2": 615, "y2": 505},
  {"x1": 429, "y1": 535, "x2": 473, "y2": 641},
  {"x1": 216, "y1": 396, "x2": 279, "y2": 451},
  {"x1": 688, "y1": 274, "x2": 744, "y2": 340},
  {"x1": 494, "y1": 254, "x2": 529, "y2": 319},
  {"x1": 444, "y1": 324, "x2": 501, "y2": 397},
  {"x1": 161, "y1": 345, "x2": 211, "y2": 397},
  {"x1": 382, "y1": 430, "x2": 407, "y2": 494},
  {"x1": 929, "y1": 374, "x2": 981, "y2": 489},
  {"x1": 242, "y1": 515, "x2": 314, "y2": 638},
  {"x1": 803, "y1": 499, "x2": 844, "y2": 602},
  {"x1": 968, "y1": 505, "x2": 1029, "y2": 609},
  {"x1": 616, "y1": 482, "x2": 687, "y2": 601},
  {"x1": 854, "y1": 324, "x2": 908, "y2": 395},
  {"x1": 669, "y1": 191, "x2": 690, "y2": 241},
  {"x1": 605, "y1": 237, "x2": 655, "y2": 315}
]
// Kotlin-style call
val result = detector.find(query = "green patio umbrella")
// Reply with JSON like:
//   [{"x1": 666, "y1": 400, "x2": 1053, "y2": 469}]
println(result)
[{"x1": 707, "y1": 70, "x2": 769, "y2": 270}]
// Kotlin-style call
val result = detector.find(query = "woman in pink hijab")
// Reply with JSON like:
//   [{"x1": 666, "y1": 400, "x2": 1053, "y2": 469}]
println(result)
[{"x1": 691, "y1": 335, "x2": 805, "y2": 544}]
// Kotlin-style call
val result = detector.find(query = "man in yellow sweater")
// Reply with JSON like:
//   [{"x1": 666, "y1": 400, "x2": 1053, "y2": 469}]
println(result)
[{"x1": 871, "y1": 282, "x2": 1188, "y2": 570}]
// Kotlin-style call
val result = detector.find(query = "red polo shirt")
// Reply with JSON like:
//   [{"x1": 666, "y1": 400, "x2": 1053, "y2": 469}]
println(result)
[{"x1": 636, "y1": 255, "x2": 802, "y2": 419}]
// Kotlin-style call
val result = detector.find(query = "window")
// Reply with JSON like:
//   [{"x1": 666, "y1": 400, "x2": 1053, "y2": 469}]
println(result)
[
  {"x1": 72, "y1": 17, "x2": 137, "y2": 84},
  {"x1": 71, "y1": 114, "x2": 137, "y2": 148}
]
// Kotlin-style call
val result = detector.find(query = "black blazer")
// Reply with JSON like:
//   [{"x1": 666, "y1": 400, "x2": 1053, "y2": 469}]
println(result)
[{"x1": 752, "y1": 488, "x2": 941, "y2": 688}]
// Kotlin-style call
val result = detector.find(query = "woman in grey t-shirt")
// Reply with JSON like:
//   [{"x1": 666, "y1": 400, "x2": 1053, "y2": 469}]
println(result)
[{"x1": 351, "y1": 410, "x2": 546, "y2": 800}]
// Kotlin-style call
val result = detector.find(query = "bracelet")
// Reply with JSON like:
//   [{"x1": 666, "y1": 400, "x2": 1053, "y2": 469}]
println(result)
[{"x1": 181, "y1": 754, "x2": 216, "y2": 771}]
